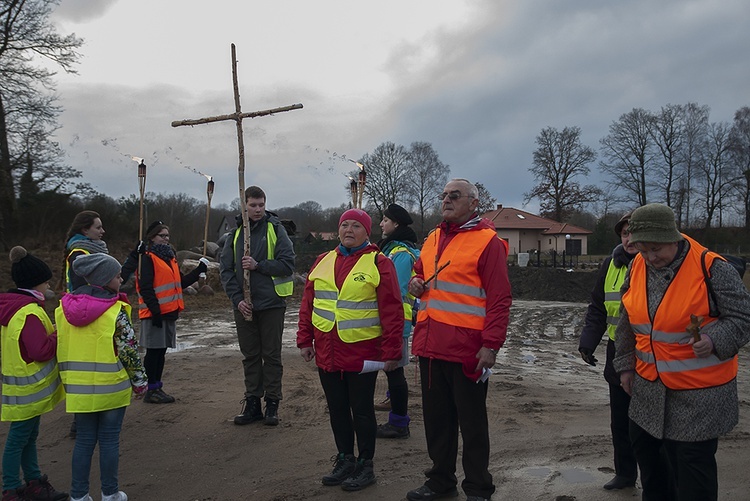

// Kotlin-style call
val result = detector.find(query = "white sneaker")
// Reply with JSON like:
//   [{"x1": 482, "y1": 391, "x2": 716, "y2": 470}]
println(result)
[
  {"x1": 101, "y1": 491, "x2": 127, "y2": 501},
  {"x1": 71, "y1": 495, "x2": 93, "y2": 501}
]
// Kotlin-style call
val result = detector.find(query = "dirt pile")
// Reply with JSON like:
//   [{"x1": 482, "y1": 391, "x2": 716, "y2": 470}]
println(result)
[{"x1": 509, "y1": 266, "x2": 598, "y2": 302}]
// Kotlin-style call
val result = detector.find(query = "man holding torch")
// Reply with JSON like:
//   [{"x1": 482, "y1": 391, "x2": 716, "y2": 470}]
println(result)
[{"x1": 220, "y1": 186, "x2": 296, "y2": 426}]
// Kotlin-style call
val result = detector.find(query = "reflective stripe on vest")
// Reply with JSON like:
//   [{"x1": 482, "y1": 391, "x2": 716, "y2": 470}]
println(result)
[
  {"x1": 416, "y1": 227, "x2": 496, "y2": 329},
  {"x1": 137, "y1": 254, "x2": 184, "y2": 318},
  {"x1": 65, "y1": 248, "x2": 91, "y2": 292},
  {"x1": 603, "y1": 259, "x2": 628, "y2": 341},
  {"x1": 56, "y1": 301, "x2": 132, "y2": 412},
  {"x1": 308, "y1": 250, "x2": 382, "y2": 343},
  {"x1": 622, "y1": 234, "x2": 737, "y2": 390},
  {"x1": 233, "y1": 222, "x2": 293, "y2": 297},
  {"x1": 1, "y1": 303, "x2": 65, "y2": 421},
  {"x1": 386, "y1": 245, "x2": 417, "y2": 322}
]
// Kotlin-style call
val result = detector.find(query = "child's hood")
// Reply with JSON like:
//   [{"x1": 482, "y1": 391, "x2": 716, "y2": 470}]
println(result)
[
  {"x1": 0, "y1": 292, "x2": 39, "y2": 327},
  {"x1": 60, "y1": 289, "x2": 123, "y2": 327}
]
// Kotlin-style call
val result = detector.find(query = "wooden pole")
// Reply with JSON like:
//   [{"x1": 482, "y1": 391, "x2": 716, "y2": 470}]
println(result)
[
  {"x1": 230, "y1": 44, "x2": 254, "y2": 320},
  {"x1": 203, "y1": 179, "x2": 214, "y2": 257},
  {"x1": 137, "y1": 160, "x2": 147, "y2": 275},
  {"x1": 171, "y1": 103, "x2": 302, "y2": 127}
]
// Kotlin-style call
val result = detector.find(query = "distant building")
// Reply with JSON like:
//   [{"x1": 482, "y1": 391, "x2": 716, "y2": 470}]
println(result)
[
  {"x1": 303, "y1": 231, "x2": 338, "y2": 244},
  {"x1": 215, "y1": 215, "x2": 232, "y2": 241},
  {"x1": 479, "y1": 205, "x2": 592, "y2": 256}
]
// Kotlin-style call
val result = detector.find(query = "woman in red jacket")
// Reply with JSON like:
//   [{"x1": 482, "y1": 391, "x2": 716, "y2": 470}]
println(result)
[{"x1": 297, "y1": 208, "x2": 403, "y2": 493}]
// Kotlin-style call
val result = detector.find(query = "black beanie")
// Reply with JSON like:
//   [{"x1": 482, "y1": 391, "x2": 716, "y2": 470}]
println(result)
[
  {"x1": 10, "y1": 246, "x2": 53, "y2": 289},
  {"x1": 383, "y1": 203, "x2": 413, "y2": 226}
]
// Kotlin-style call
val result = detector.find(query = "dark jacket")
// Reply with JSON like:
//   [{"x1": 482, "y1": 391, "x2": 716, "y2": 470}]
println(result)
[
  {"x1": 219, "y1": 212, "x2": 295, "y2": 311},
  {"x1": 578, "y1": 244, "x2": 635, "y2": 385}
]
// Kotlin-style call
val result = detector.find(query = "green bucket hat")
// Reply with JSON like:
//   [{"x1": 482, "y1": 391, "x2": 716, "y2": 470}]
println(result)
[{"x1": 627, "y1": 203, "x2": 683, "y2": 244}]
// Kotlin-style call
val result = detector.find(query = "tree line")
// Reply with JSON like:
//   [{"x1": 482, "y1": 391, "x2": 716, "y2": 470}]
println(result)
[{"x1": 526, "y1": 105, "x2": 750, "y2": 229}]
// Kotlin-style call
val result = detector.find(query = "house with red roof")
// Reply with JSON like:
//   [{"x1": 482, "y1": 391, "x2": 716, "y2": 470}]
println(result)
[{"x1": 479, "y1": 205, "x2": 592, "y2": 256}]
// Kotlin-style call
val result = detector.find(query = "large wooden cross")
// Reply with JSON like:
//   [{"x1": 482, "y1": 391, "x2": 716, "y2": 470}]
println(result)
[{"x1": 172, "y1": 43, "x2": 302, "y2": 320}]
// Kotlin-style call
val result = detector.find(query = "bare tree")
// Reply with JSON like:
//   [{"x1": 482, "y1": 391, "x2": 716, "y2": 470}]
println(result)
[
  {"x1": 525, "y1": 126, "x2": 601, "y2": 221},
  {"x1": 650, "y1": 104, "x2": 685, "y2": 208},
  {"x1": 697, "y1": 122, "x2": 735, "y2": 228},
  {"x1": 405, "y1": 141, "x2": 450, "y2": 237},
  {"x1": 728, "y1": 106, "x2": 750, "y2": 228},
  {"x1": 678, "y1": 103, "x2": 710, "y2": 226},
  {"x1": 358, "y1": 141, "x2": 411, "y2": 215},
  {"x1": 0, "y1": 0, "x2": 83, "y2": 233},
  {"x1": 599, "y1": 108, "x2": 654, "y2": 206}
]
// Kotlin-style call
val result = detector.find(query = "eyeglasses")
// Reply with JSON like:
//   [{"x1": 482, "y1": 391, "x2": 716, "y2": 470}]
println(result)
[
  {"x1": 438, "y1": 192, "x2": 472, "y2": 201},
  {"x1": 156, "y1": 233, "x2": 170, "y2": 239}
]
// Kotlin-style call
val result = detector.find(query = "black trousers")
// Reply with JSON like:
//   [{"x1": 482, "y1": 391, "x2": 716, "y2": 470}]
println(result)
[
  {"x1": 609, "y1": 382, "x2": 637, "y2": 479},
  {"x1": 630, "y1": 420, "x2": 718, "y2": 501},
  {"x1": 419, "y1": 357, "x2": 494, "y2": 498},
  {"x1": 143, "y1": 348, "x2": 167, "y2": 385},
  {"x1": 319, "y1": 369, "x2": 378, "y2": 460},
  {"x1": 384, "y1": 366, "x2": 409, "y2": 417}
]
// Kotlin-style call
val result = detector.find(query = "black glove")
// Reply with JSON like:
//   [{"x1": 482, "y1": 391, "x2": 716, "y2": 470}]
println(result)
[
  {"x1": 579, "y1": 347, "x2": 598, "y2": 367},
  {"x1": 151, "y1": 313, "x2": 163, "y2": 329},
  {"x1": 135, "y1": 240, "x2": 147, "y2": 254}
]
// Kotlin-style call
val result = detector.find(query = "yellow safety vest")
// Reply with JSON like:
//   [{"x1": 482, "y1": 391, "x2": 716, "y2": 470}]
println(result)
[
  {"x1": 56, "y1": 301, "x2": 132, "y2": 413},
  {"x1": 603, "y1": 259, "x2": 628, "y2": 341},
  {"x1": 1, "y1": 303, "x2": 64, "y2": 421},
  {"x1": 233, "y1": 222, "x2": 293, "y2": 297},
  {"x1": 65, "y1": 248, "x2": 91, "y2": 293},
  {"x1": 308, "y1": 250, "x2": 382, "y2": 343}
]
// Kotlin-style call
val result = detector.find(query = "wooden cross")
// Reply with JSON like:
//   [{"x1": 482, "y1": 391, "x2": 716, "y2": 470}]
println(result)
[{"x1": 172, "y1": 43, "x2": 303, "y2": 320}]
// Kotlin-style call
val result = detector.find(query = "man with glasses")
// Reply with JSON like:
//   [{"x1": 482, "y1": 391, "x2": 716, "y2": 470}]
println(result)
[
  {"x1": 406, "y1": 179, "x2": 511, "y2": 501},
  {"x1": 220, "y1": 186, "x2": 296, "y2": 427}
]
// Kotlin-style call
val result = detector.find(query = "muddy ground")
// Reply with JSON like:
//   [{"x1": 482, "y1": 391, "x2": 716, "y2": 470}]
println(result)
[{"x1": 2, "y1": 265, "x2": 750, "y2": 500}]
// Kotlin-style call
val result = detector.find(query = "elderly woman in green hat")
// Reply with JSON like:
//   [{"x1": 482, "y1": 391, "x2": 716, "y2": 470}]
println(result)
[{"x1": 613, "y1": 203, "x2": 750, "y2": 501}]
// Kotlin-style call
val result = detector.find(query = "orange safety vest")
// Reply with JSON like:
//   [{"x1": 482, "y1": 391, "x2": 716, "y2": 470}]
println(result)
[
  {"x1": 137, "y1": 254, "x2": 184, "y2": 319},
  {"x1": 416, "y1": 226, "x2": 498, "y2": 330},
  {"x1": 622, "y1": 234, "x2": 737, "y2": 390}
]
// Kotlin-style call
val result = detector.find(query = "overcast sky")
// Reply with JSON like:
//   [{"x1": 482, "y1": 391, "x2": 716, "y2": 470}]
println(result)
[{"x1": 48, "y1": 0, "x2": 750, "y2": 213}]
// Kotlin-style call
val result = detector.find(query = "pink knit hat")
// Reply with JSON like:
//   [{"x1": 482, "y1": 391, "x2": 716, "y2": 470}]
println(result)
[{"x1": 338, "y1": 209, "x2": 372, "y2": 236}]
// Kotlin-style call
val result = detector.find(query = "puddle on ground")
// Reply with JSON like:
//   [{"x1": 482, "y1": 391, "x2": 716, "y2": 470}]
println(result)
[{"x1": 168, "y1": 309, "x2": 302, "y2": 352}]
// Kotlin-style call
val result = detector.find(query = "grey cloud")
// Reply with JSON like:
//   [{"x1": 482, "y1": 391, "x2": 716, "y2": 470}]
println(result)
[{"x1": 53, "y1": 0, "x2": 119, "y2": 22}]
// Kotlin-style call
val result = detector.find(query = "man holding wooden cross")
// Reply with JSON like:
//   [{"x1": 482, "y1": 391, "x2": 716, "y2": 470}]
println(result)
[{"x1": 220, "y1": 186, "x2": 295, "y2": 426}]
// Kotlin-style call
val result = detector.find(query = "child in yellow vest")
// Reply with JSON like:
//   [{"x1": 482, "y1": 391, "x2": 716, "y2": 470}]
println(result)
[
  {"x1": 56, "y1": 253, "x2": 147, "y2": 501},
  {"x1": 1, "y1": 247, "x2": 67, "y2": 501}
]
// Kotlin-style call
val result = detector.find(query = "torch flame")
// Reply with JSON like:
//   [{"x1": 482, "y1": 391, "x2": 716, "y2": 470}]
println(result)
[{"x1": 131, "y1": 156, "x2": 144, "y2": 163}]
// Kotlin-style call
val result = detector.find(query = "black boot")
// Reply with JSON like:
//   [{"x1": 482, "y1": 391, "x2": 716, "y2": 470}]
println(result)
[
  {"x1": 233, "y1": 396, "x2": 263, "y2": 425},
  {"x1": 341, "y1": 459, "x2": 376, "y2": 491},
  {"x1": 264, "y1": 398, "x2": 279, "y2": 426},
  {"x1": 321, "y1": 453, "x2": 356, "y2": 486}
]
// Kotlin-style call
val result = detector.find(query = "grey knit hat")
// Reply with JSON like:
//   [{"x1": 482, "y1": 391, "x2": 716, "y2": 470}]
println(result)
[
  {"x1": 627, "y1": 203, "x2": 683, "y2": 244},
  {"x1": 72, "y1": 253, "x2": 121, "y2": 287}
]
